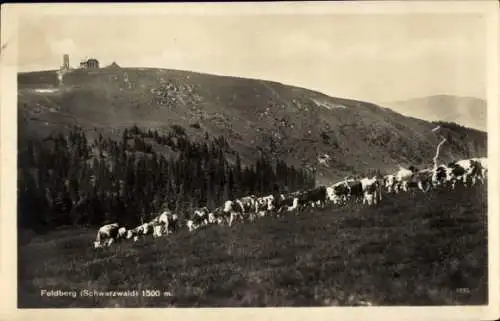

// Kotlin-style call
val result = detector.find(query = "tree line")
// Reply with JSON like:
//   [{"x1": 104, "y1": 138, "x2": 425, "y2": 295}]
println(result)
[{"x1": 18, "y1": 125, "x2": 315, "y2": 233}]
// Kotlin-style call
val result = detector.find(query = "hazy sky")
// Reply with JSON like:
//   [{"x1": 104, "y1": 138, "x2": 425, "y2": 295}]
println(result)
[{"x1": 17, "y1": 12, "x2": 486, "y2": 103}]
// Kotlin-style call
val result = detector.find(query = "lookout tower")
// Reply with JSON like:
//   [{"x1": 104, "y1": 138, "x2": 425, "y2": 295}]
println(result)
[{"x1": 63, "y1": 54, "x2": 70, "y2": 70}]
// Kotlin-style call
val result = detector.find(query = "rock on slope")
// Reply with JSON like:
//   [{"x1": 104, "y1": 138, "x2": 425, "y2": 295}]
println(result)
[{"x1": 18, "y1": 68, "x2": 487, "y2": 185}]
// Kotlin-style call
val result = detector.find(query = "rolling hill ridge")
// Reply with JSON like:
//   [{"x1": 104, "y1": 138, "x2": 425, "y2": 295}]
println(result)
[
  {"x1": 18, "y1": 67, "x2": 487, "y2": 184},
  {"x1": 383, "y1": 95, "x2": 487, "y2": 132}
]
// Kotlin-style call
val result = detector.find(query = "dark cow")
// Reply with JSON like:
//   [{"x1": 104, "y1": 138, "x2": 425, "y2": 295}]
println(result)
[
  {"x1": 347, "y1": 180, "x2": 364, "y2": 203},
  {"x1": 412, "y1": 169, "x2": 433, "y2": 192},
  {"x1": 297, "y1": 186, "x2": 327, "y2": 210},
  {"x1": 432, "y1": 165, "x2": 448, "y2": 187}
]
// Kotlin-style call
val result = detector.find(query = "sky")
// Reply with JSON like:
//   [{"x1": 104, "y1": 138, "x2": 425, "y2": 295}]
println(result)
[{"x1": 17, "y1": 11, "x2": 486, "y2": 104}]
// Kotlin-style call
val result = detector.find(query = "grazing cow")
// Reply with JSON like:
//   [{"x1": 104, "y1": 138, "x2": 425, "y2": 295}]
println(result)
[
  {"x1": 393, "y1": 167, "x2": 417, "y2": 193},
  {"x1": 186, "y1": 220, "x2": 197, "y2": 233},
  {"x1": 446, "y1": 159, "x2": 483, "y2": 189},
  {"x1": 327, "y1": 179, "x2": 354, "y2": 205},
  {"x1": 152, "y1": 224, "x2": 163, "y2": 238},
  {"x1": 117, "y1": 227, "x2": 127, "y2": 240},
  {"x1": 210, "y1": 207, "x2": 228, "y2": 225},
  {"x1": 413, "y1": 168, "x2": 433, "y2": 192},
  {"x1": 383, "y1": 174, "x2": 397, "y2": 193},
  {"x1": 471, "y1": 157, "x2": 487, "y2": 183},
  {"x1": 432, "y1": 165, "x2": 448, "y2": 187},
  {"x1": 127, "y1": 221, "x2": 154, "y2": 242},
  {"x1": 151, "y1": 210, "x2": 174, "y2": 236},
  {"x1": 275, "y1": 196, "x2": 296, "y2": 214},
  {"x1": 208, "y1": 212, "x2": 216, "y2": 224},
  {"x1": 326, "y1": 186, "x2": 337, "y2": 204},
  {"x1": 360, "y1": 177, "x2": 381, "y2": 206},
  {"x1": 279, "y1": 197, "x2": 299, "y2": 213},
  {"x1": 94, "y1": 223, "x2": 120, "y2": 248},
  {"x1": 255, "y1": 195, "x2": 276, "y2": 213},
  {"x1": 186, "y1": 207, "x2": 210, "y2": 232},
  {"x1": 297, "y1": 186, "x2": 327, "y2": 210},
  {"x1": 347, "y1": 180, "x2": 364, "y2": 204},
  {"x1": 223, "y1": 200, "x2": 244, "y2": 227},
  {"x1": 236, "y1": 196, "x2": 258, "y2": 222},
  {"x1": 257, "y1": 210, "x2": 267, "y2": 218}
]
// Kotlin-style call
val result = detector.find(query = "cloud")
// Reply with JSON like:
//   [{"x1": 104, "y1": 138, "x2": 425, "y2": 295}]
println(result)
[{"x1": 49, "y1": 38, "x2": 78, "y2": 56}]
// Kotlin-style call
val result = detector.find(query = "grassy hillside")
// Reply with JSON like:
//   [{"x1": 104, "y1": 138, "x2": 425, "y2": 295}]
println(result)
[
  {"x1": 18, "y1": 68, "x2": 487, "y2": 185},
  {"x1": 18, "y1": 183, "x2": 487, "y2": 307},
  {"x1": 383, "y1": 95, "x2": 487, "y2": 132}
]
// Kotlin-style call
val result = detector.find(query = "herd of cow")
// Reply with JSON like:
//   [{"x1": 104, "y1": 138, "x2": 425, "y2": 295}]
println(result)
[{"x1": 93, "y1": 156, "x2": 488, "y2": 249}]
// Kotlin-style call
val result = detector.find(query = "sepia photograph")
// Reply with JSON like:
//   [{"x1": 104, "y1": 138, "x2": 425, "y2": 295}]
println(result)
[{"x1": 1, "y1": 1, "x2": 499, "y2": 319}]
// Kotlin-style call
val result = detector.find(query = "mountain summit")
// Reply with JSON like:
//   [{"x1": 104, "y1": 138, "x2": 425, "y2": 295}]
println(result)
[{"x1": 18, "y1": 68, "x2": 487, "y2": 185}]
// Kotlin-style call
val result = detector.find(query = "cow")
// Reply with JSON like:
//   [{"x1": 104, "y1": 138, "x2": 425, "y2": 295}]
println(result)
[
  {"x1": 127, "y1": 221, "x2": 154, "y2": 242},
  {"x1": 360, "y1": 177, "x2": 381, "y2": 206},
  {"x1": 383, "y1": 174, "x2": 397, "y2": 193},
  {"x1": 94, "y1": 223, "x2": 120, "y2": 248},
  {"x1": 471, "y1": 157, "x2": 487, "y2": 183},
  {"x1": 151, "y1": 210, "x2": 177, "y2": 237},
  {"x1": 282, "y1": 197, "x2": 299, "y2": 213},
  {"x1": 432, "y1": 164, "x2": 448, "y2": 187},
  {"x1": 297, "y1": 186, "x2": 327, "y2": 210},
  {"x1": 393, "y1": 166, "x2": 418, "y2": 193},
  {"x1": 276, "y1": 196, "x2": 298, "y2": 215},
  {"x1": 255, "y1": 195, "x2": 276, "y2": 213},
  {"x1": 210, "y1": 207, "x2": 228, "y2": 225},
  {"x1": 152, "y1": 224, "x2": 164, "y2": 238},
  {"x1": 446, "y1": 159, "x2": 483, "y2": 189},
  {"x1": 186, "y1": 207, "x2": 210, "y2": 232},
  {"x1": 236, "y1": 196, "x2": 258, "y2": 222},
  {"x1": 223, "y1": 200, "x2": 244, "y2": 227},
  {"x1": 327, "y1": 179, "x2": 354, "y2": 205},
  {"x1": 414, "y1": 168, "x2": 433, "y2": 192},
  {"x1": 117, "y1": 227, "x2": 127, "y2": 240},
  {"x1": 347, "y1": 180, "x2": 364, "y2": 204}
]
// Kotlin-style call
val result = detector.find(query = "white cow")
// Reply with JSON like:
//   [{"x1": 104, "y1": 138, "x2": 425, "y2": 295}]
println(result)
[
  {"x1": 446, "y1": 159, "x2": 484, "y2": 189},
  {"x1": 393, "y1": 167, "x2": 415, "y2": 193},
  {"x1": 127, "y1": 222, "x2": 154, "y2": 242},
  {"x1": 383, "y1": 174, "x2": 397, "y2": 193},
  {"x1": 152, "y1": 224, "x2": 163, "y2": 238},
  {"x1": 236, "y1": 196, "x2": 258, "y2": 222},
  {"x1": 223, "y1": 200, "x2": 244, "y2": 227},
  {"x1": 117, "y1": 227, "x2": 127, "y2": 239},
  {"x1": 326, "y1": 179, "x2": 355, "y2": 205},
  {"x1": 94, "y1": 223, "x2": 120, "y2": 248},
  {"x1": 360, "y1": 177, "x2": 381, "y2": 206}
]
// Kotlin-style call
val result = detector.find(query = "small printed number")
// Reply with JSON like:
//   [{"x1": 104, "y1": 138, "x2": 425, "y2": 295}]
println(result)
[{"x1": 142, "y1": 290, "x2": 161, "y2": 297}]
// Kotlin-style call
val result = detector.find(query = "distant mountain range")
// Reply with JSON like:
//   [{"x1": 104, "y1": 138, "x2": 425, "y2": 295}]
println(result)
[
  {"x1": 382, "y1": 95, "x2": 487, "y2": 132},
  {"x1": 17, "y1": 68, "x2": 487, "y2": 185}
]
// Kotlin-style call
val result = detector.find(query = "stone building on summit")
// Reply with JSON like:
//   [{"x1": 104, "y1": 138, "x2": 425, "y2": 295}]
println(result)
[{"x1": 79, "y1": 57, "x2": 100, "y2": 69}]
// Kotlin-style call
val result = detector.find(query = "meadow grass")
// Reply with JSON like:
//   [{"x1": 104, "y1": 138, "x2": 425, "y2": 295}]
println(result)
[{"x1": 18, "y1": 184, "x2": 488, "y2": 307}]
